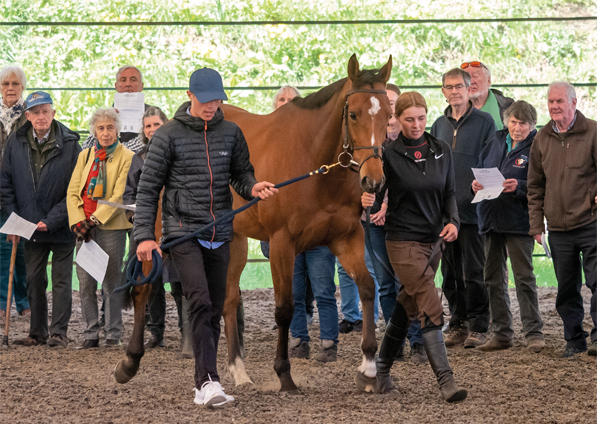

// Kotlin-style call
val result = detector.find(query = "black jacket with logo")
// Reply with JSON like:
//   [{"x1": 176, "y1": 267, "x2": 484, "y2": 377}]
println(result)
[
  {"x1": 383, "y1": 132, "x2": 459, "y2": 243},
  {"x1": 133, "y1": 102, "x2": 257, "y2": 243}
]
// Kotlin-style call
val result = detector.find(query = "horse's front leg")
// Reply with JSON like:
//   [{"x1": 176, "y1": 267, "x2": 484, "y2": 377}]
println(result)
[
  {"x1": 270, "y1": 239, "x2": 298, "y2": 393},
  {"x1": 114, "y1": 283, "x2": 152, "y2": 384},
  {"x1": 223, "y1": 233, "x2": 253, "y2": 386},
  {"x1": 330, "y1": 234, "x2": 378, "y2": 392}
]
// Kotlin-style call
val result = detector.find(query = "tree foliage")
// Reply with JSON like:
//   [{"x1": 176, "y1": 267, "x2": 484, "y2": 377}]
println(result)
[{"x1": 1, "y1": 0, "x2": 595, "y2": 131}]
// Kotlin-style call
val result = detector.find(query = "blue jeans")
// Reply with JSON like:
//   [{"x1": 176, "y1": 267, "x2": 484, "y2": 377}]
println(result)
[
  {"x1": 365, "y1": 222, "x2": 423, "y2": 346},
  {"x1": 0, "y1": 230, "x2": 29, "y2": 313},
  {"x1": 290, "y1": 246, "x2": 338, "y2": 343},
  {"x1": 337, "y1": 250, "x2": 380, "y2": 322}
]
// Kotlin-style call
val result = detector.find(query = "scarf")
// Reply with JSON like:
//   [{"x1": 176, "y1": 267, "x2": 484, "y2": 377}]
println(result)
[
  {"x1": 87, "y1": 139, "x2": 118, "y2": 199},
  {"x1": 0, "y1": 97, "x2": 25, "y2": 135}
]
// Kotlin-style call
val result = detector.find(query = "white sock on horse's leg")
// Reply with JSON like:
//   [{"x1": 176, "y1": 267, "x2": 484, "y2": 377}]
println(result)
[{"x1": 358, "y1": 355, "x2": 377, "y2": 378}]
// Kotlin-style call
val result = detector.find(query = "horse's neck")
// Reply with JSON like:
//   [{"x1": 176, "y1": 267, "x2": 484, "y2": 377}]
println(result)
[{"x1": 308, "y1": 82, "x2": 351, "y2": 164}]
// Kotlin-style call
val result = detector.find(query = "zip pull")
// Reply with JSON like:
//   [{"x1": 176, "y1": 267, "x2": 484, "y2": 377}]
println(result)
[{"x1": 452, "y1": 129, "x2": 458, "y2": 148}]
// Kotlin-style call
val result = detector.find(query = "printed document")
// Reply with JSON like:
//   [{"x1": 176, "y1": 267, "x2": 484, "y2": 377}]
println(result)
[
  {"x1": 0, "y1": 212, "x2": 38, "y2": 240},
  {"x1": 471, "y1": 168, "x2": 505, "y2": 203},
  {"x1": 76, "y1": 240, "x2": 109, "y2": 284},
  {"x1": 114, "y1": 92, "x2": 144, "y2": 133}
]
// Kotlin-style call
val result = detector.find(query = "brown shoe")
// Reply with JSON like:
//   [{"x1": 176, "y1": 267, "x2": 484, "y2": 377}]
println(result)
[
  {"x1": 527, "y1": 338, "x2": 545, "y2": 353},
  {"x1": 18, "y1": 309, "x2": 31, "y2": 317},
  {"x1": 464, "y1": 332, "x2": 487, "y2": 349},
  {"x1": 0, "y1": 309, "x2": 5, "y2": 318},
  {"x1": 444, "y1": 327, "x2": 469, "y2": 347},
  {"x1": 13, "y1": 336, "x2": 46, "y2": 346},
  {"x1": 315, "y1": 341, "x2": 338, "y2": 363},
  {"x1": 477, "y1": 337, "x2": 513, "y2": 352},
  {"x1": 47, "y1": 334, "x2": 69, "y2": 348}
]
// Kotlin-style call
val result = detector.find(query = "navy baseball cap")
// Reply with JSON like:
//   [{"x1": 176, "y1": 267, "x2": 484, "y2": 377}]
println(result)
[
  {"x1": 189, "y1": 68, "x2": 228, "y2": 103},
  {"x1": 25, "y1": 91, "x2": 53, "y2": 111}
]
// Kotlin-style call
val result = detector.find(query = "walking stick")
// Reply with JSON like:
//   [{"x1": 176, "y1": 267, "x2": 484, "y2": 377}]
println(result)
[{"x1": 2, "y1": 238, "x2": 18, "y2": 348}]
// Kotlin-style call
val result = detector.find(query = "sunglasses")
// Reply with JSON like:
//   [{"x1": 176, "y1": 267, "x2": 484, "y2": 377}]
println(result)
[{"x1": 460, "y1": 61, "x2": 486, "y2": 70}]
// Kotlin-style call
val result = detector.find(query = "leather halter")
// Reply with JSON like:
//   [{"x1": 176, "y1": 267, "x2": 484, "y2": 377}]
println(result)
[{"x1": 340, "y1": 88, "x2": 388, "y2": 172}]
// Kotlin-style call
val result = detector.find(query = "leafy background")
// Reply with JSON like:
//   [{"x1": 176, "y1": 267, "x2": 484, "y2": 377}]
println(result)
[{"x1": 3, "y1": 0, "x2": 595, "y2": 289}]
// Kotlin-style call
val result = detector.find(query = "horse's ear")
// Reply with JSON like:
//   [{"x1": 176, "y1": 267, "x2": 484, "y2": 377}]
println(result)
[
  {"x1": 347, "y1": 54, "x2": 360, "y2": 82},
  {"x1": 378, "y1": 55, "x2": 393, "y2": 84}
]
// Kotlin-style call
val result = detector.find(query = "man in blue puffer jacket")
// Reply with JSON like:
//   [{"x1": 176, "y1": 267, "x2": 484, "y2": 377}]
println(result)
[{"x1": 134, "y1": 68, "x2": 277, "y2": 407}]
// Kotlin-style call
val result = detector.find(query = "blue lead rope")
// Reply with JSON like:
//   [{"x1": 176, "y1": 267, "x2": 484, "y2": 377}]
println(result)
[{"x1": 114, "y1": 165, "x2": 331, "y2": 293}]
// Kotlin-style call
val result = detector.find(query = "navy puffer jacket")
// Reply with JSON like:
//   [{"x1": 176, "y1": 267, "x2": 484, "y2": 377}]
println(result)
[
  {"x1": 476, "y1": 128, "x2": 536, "y2": 235},
  {"x1": 133, "y1": 102, "x2": 257, "y2": 244}
]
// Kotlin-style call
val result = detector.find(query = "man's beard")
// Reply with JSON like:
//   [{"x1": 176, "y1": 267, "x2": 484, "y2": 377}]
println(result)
[{"x1": 468, "y1": 90, "x2": 482, "y2": 99}]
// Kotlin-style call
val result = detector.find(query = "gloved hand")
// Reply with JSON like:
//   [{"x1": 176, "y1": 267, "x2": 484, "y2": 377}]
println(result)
[{"x1": 72, "y1": 218, "x2": 96, "y2": 242}]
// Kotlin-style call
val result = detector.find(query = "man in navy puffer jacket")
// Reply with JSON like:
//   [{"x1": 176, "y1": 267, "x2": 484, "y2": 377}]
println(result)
[{"x1": 134, "y1": 68, "x2": 277, "y2": 407}]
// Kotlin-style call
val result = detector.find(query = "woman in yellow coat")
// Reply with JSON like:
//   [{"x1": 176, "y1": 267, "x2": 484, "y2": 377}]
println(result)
[{"x1": 67, "y1": 107, "x2": 133, "y2": 348}]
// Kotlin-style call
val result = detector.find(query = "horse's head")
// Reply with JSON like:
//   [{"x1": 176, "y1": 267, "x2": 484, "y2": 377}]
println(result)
[{"x1": 344, "y1": 54, "x2": 393, "y2": 193}]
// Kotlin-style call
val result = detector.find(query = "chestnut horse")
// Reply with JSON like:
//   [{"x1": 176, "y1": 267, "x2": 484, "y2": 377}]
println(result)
[
  {"x1": 114, "y1": 54, "x2": 392, "y2": 393},
  {"x1": 223, "y1": 54, "x2": 392, "y2": 392}
]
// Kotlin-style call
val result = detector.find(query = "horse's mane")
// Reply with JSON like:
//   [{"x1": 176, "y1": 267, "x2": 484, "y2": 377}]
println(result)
[{"x1": 292, "y1": 66, "x2": 388, "y2": 110}]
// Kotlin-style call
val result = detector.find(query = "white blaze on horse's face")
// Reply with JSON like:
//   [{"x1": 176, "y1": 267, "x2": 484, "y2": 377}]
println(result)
[{"x1": 369, "y1": 96, "x2": 381, "y2": 146}]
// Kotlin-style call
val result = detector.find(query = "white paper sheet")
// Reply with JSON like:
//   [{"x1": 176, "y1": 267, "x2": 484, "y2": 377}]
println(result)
[
  {"x1": 97, "y1": 200, "x2": 136, "y2": 211},
  {"x1": 76, "y1": 240, "x2": 109, "y2": 285},
  {"x1": 114, "y1": 92, "x2": 145, "y2": 133},
  {"x1": 471, "y1": 167, "x2": 505, "y2": 203},
  {"x1": 541, "y1": 233, "x2": 552, "y2": 258},
  {"x1": 0, "y1": 212, "x2": 38, "y2": 240}
]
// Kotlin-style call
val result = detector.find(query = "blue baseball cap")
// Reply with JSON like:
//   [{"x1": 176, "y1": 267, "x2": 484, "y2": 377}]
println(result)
[
  {"x1": 189, "y1": 68, "x2": 228, "y2": 103},
  {"x1": 25, "y1": 91, "x2": 53, "y2": 111}
]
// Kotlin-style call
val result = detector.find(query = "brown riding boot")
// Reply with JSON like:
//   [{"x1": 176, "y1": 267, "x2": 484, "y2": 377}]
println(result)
[{"x1": 423, "y1": 329, "x2": 468, "y2": 403}]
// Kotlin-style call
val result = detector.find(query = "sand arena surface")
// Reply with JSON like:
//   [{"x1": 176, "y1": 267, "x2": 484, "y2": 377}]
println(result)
[{"x1": 1, "y1": 286, "x2": 595, "y2": 423}]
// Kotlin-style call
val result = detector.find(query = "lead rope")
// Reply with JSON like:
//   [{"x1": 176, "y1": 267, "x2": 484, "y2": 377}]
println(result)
[{"x1": 114, "y1": 162, "x2": 342, "y2": 293}]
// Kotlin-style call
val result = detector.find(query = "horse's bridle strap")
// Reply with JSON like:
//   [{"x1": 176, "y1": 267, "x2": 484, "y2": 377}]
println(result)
[{"x1": 341, "y1": 88, "x2": 388, "y2": 170}]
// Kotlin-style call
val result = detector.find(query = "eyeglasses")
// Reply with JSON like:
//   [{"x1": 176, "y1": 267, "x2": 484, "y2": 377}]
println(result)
[
  {"x1": 443, "y1": 84, "x2": 468, "y2": 91},
  {"x1": 460, "y1": 61, "x2": 486, "y2": 70}
]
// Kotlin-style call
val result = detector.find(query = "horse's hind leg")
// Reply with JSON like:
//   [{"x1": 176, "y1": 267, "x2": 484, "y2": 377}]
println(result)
[
  {"x1": 269, "y1": 240, "x2": 298, "y2": 393},
  {"x1": 114, "y1": 283, "x2": 152, "y2": 384},
  {"x1": 330, "y1": 235, "x2": 378, "y2": 392},
  {"x1": 224, "y1": 233, "x2": 253, "y2": 386}
]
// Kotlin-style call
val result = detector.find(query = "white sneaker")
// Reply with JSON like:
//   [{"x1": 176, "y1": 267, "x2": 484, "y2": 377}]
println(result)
[{"x1": 193, "y1": 380, "x2": 234, "y2": 407}]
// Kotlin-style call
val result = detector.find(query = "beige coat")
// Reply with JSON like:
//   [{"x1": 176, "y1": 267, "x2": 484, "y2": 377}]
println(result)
[{"x1": 67, "y1": 143, "x2": 134, "y2": 230}]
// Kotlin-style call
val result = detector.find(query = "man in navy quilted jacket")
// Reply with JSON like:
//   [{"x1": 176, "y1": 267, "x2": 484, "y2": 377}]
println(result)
[{"x1": 134, "y1": 68, "x2": 277, "y2": 407}]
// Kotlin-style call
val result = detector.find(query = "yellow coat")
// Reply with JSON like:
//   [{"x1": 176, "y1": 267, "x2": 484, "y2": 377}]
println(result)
[{"x1": 67, "y1": 143, "x2": 134, "y2": 230}]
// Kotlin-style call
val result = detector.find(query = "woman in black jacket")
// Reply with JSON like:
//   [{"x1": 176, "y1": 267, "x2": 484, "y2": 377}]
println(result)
[
  {"x1": 472, "y1": 100, "x2": 544, "y2": 353},
  {"x1": 359, "y1": 92, "x2": 467, "y2": 402}
]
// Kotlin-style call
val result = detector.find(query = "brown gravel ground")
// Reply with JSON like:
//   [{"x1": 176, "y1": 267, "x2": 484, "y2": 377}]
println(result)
[{"x1": 0, "y1": 286, "x2": 595, "y2": 424}]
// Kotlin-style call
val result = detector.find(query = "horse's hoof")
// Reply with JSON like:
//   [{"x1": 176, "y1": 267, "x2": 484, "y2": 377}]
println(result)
[
  {"x1": 355, "y1": 372, "x2": 377, "y2": 393},
  {"x1": 281, "y1": 389, "x2": 300, "y2": 395},
  {"x1": 229, "y1": 358, "x2": 254, "y2": 386},
  {"x1": 113, "y1": 360, "x2": 135, "y2": 384}
]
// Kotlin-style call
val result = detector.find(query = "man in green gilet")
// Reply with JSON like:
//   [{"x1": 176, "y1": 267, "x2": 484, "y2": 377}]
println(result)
[{"x1": 460, "y1": 61, "x2": 514, "y2": 129}]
